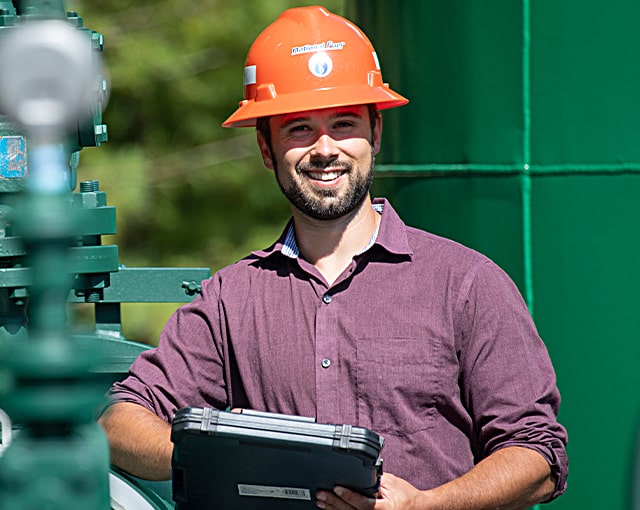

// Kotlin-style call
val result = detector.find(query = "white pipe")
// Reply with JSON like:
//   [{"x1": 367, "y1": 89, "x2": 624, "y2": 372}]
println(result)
[{"x1": 0, "y1": 408, "x2": 11, "y2": 456}]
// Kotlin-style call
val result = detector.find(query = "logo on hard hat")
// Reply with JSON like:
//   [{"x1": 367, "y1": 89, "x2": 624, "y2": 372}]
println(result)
[
  {"x1": 308, "y1": 52, "x2": 333, "y2": 78},
  {"x1": 291, "y1": 40, "x2": 346, "y2": 56}
]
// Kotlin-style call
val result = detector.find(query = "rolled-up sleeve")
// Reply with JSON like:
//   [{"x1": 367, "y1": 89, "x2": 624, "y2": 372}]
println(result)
[
  {"x1": 107, "y1": 277, "x2": 228, "y2": 422},
  {"x1": 457, "y1": 259, "x2": 568, "y2": 500}
]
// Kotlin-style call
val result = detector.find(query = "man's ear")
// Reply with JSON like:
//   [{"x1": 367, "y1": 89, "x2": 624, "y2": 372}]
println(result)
[
  {"x1": 372, "y1": 111, "x2": 382, "y2": 155},
  {"x1": 257, "y1": 130, "x2": 274, "y2": 170}
]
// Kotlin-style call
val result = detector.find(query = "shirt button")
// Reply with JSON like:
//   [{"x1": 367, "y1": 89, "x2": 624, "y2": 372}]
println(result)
[
  {"x1": 321, "y1": 358, "x2": 331, "y2": 369},
  {"x1": 322, "y1": 293, "x2": 332, "y2": 304}
]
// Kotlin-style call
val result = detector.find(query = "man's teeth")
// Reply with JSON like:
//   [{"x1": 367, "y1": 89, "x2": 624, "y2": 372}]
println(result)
[{"x1": 307, "y1": 171, "x2": 343, "y2": 181}]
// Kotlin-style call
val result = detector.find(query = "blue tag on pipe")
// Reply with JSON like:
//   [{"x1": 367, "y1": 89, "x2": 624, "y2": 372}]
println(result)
[{"x1": 0, "y1": 135, "x2": 27, "y2": 179}]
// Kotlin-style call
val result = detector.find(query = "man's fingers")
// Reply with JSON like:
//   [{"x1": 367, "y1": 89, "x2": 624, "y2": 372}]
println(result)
[{"x1": 316, "y1": 487, "x2": 376, "y2": 510}]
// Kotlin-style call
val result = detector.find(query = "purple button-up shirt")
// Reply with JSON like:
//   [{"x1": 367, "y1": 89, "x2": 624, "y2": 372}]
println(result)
[{"x1": 110, "y1": 198, "x2": 568, "y2": 498}]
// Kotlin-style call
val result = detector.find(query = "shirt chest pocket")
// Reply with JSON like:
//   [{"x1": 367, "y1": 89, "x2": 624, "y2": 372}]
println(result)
[{"x1": 356, "y1": 336, "x2": 442, "y2": 436}]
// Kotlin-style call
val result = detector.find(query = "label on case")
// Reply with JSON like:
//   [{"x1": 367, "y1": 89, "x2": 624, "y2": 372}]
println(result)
[{"x1": 238, "y1": 484, "x2": 311, "y2": 501}]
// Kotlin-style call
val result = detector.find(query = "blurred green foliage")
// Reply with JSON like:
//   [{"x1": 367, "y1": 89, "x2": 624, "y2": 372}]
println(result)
[{"x1": 66, "y1": 0, "x2": 344, "y2": 344}]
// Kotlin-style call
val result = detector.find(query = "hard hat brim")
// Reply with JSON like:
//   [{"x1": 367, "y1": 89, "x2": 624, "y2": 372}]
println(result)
[{"x1": 222, "y1": 84, "x2": 409, "y2": 128}]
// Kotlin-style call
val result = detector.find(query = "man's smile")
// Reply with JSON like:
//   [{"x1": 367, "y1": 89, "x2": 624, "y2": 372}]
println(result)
[{"x1": 305, "y1": 169, "x2": 347, "y2": 181}]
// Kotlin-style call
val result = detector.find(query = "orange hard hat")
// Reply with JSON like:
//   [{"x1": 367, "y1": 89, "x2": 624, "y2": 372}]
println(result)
[{"x1": 222, "y1": 5, "x2": 408, "y2": 128}]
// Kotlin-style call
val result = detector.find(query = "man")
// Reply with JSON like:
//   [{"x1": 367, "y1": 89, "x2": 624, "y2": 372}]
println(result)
[{"x1": 99, "y1": 6, "x2": 568, "y2": 509}]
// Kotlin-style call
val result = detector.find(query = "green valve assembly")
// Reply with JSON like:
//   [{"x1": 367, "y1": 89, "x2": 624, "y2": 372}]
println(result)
[{"x1": 0, "y1": 2, "x2": 208, "y2": 508}]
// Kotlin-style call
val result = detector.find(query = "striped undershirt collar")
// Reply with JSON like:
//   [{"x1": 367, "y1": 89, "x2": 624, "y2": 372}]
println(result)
[{"x1": 281, "y1": 202, "x2": 384, "y2": 259}]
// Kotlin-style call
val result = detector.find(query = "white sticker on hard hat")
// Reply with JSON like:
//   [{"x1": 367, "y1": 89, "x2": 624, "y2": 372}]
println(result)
[
  {"x1": 372, "y1": 52, "x2": 380, "y2": 71},
  {"x1": 308, "y1": 52, "x2": 333, "y2": 78},
  {"x1": 244, "y1": 65, "x2": 257, "y2": 86}
]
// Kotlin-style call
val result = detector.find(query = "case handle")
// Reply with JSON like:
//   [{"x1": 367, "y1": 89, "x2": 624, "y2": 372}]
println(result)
[{"x1": 239, "y1": 409, "x2": 316, "y2": 423}]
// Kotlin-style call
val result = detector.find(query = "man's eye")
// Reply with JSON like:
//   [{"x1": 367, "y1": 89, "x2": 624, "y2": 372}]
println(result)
[
  {"x1": 333, "y1": 121, "x2": 355, "y2": 129},
  {"x1": 289, "y1": 125, "x2": 311, "y2": 134}
]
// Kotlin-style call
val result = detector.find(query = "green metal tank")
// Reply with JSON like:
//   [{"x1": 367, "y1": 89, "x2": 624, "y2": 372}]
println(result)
[{"x1": 348, "y1": 1, "x2": 640, "y2": 508}]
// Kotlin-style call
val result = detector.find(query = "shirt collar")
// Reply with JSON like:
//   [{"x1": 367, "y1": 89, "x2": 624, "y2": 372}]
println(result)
[
  {"x1": 256, "y1": 197, "x2": 413, "y2": 260},
  {"x1": 281, "y1": 201, "x2": 384, "y2": 259}
]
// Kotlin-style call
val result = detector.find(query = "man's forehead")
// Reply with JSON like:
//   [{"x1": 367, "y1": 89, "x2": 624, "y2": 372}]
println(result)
[{"x1": 275, "y1": 105, "x2": 368, "y2": 125}]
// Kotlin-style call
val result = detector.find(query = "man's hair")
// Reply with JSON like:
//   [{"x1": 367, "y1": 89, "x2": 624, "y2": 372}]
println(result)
[{"x1": 256, "y1": 104, "x2": 379, "y2": 157}]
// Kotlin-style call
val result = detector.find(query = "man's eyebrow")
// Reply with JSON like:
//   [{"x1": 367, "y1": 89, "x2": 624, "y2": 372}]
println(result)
[
  {"x1": 279, "y1": 110, "x2": 364, "y2": 131},
  {"x1": 279, "y1": 116, "x2": 311, "y2": 131},
  {"x1": 329, "y1": 111, "x2": 363, "y2": 120}
]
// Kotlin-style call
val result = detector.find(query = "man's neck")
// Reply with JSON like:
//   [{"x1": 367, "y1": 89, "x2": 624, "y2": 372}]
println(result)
[{"x1": 291, "y1": 197, "x2": 381, "y2": 285}]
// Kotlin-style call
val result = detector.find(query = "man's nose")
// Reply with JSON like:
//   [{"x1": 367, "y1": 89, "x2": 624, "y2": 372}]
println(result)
[{"x1": 310, "y1": 133, "x2": 339, "y2": 159}]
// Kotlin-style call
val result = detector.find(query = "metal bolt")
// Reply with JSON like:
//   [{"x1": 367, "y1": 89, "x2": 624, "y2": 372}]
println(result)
[
  {"x1": 79, "y1": 180, "x2": 99, "y2": 193},
  {"x1": 182, "y1": 281, "x2": 202, "y2": 296}
]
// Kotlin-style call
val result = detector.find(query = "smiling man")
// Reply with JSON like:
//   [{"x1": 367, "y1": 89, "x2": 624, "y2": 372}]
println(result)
[
  {"x1": 256, "y1": 105, "x2": 382, "y2": 286},
  {"x1": 99, "y1": 6, "x2": 568, "y2": 510},
  {"x1": 263, "y1": 107, "x2": 377, "y2": 222}
]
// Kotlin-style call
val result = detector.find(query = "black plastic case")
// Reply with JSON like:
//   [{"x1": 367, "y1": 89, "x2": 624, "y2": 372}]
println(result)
[{"x1": 171, "y1": 407, "x2": 384, "y2": 509}]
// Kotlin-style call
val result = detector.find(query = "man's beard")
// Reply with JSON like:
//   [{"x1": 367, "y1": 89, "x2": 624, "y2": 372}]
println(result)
[{"x1": 274, "y1": 150, "x2": 375, "y2": 221}]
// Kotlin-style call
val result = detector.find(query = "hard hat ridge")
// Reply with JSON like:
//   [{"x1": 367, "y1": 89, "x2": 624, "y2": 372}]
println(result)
[{"x1": 222, "y1": 5, "x2": 408, "y2": 128}]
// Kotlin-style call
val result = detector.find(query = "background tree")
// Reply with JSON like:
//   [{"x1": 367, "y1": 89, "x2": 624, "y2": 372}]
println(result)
[{"x1": 68, "y1": 0, "x2": 344, "y2": 343}]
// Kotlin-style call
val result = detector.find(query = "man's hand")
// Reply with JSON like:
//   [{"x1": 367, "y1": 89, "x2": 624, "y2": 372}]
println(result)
[
  {"x1": 315, "y1": 447, "x2": 556, "y2": 510},
  {"x1": 316, "y1": 473, "x2": 425, "y2": 510}
]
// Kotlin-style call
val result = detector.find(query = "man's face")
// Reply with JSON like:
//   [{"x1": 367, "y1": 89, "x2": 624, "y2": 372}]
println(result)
[{"x1": 258, "y1": 105, "x2": 381, "y2": 220}]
